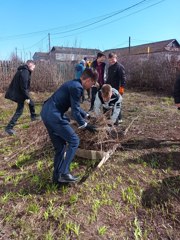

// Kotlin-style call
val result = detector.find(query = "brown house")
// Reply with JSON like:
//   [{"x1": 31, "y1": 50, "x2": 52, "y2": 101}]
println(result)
[
  {"x1": 33, "y1": 46, "x2": 100, "y2": 62},
  {"x1": 49, "y1": 46, "x2": 100, "y2": 62},
  {"x1": 104, "y1": 39, "x2": 180, "y2": 61},
  {"x1": 33, "y1": 52, "x2": 49, "y2": 62},
  {"x1": 33, "y1": 39, "x2": 180, "y2": 63}
]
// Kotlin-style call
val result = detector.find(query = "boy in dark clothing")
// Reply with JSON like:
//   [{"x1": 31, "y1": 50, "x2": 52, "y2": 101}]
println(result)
[
  {"x1": 5, "y1": 60, "x2": 39, "y2": 135},
  {"x1": 41, "y1": 68, "x2": 98, "y2": 184},
  {"x1": 174, "y1": 61, "x2": 180, "y2": 110},
  {"x1": 89, "y1": 52, "x2": 106, "y2": 111}
]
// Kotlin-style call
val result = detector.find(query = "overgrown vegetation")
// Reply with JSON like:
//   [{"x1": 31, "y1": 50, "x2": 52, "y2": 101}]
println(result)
[
  {"x1": 0, "y1": 90, "x2": 179, "y2": 239},
  {"x1": 121, "y1": 54, "x2": 177, "y2": 95},
  {"x1": 0, "y1": 56, "x2": 178, "y2": 94},
  {"x1": 0, "y1": 61, "x2": 75, "y2": 92}
]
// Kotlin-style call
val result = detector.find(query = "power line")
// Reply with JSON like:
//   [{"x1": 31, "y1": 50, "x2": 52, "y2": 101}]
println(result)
[
  {"x1": 0, "y1": 0, "x2": 152, "y2": 41},
  {"x1": 0, "y1": 5, "x2": 138, "y2": 41},
  {"x1": 51, "y1": 0, "x2": 149, "y2": 36},
  {"x1": 17, "y1": 35, "x2": 47, "y2": 51},
  {"x1": 51, "y1": 0, "x2": 166, "y2": 40},
  {"x1": 0, "y1": 0, "x2": 167, "y2": 55}
]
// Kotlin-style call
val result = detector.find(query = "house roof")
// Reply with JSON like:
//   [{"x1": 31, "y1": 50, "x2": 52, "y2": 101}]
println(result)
[
  {"x1": 33, "y1": 52, "x2": 49, "y2": 57},
  {"x1": 50, "y1": 46, "x2": 100, "y2": 55},
  {"x1": 104, "y1": 39, "x2": 180, "y2": 56}
]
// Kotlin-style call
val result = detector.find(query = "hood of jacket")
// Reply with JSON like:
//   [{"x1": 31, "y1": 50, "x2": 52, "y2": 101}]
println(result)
[{"x1": 17, "y1": 64, "x2": 29, "y2": 71}]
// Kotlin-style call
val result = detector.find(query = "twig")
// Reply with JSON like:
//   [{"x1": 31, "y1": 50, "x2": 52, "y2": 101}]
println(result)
[
  {"x1": 123, "y1": 115, "x2": 139, "y2": 136},
  {"x1": 97, "y1": 143, "x2": 119, "y2": 168},
  {"x1": 94, "y1": 139, "x2": 118, "y2": 145},
  {"x1": 5, "y1": 135, "x2": 47, "y2": 161}
]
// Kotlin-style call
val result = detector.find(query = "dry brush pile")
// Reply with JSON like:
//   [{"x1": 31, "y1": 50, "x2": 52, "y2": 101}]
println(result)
[{"x1": 6, "y1": 113, "x2": 126, "y2": 163}]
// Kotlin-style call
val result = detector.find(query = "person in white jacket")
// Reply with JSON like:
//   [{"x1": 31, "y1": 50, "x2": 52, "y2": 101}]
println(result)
[{"x1": 94, "y1": 84, "x2": 122, "y2": 125}]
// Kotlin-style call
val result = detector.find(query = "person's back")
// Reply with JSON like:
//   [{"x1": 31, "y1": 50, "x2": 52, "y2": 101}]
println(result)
[
  {"x1": 45, "y1": 79, "x2": 86, "y2": 125},
  {"x1": 5, "y1": 65, "x2": 31, "y2": 103},
  {"x1": 75, "y1": 60, "x2": 85, "y2": 79}
]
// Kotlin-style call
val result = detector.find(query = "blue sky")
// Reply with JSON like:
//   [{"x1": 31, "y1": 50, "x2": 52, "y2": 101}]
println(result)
[{"x1": 0, "y1": 0, "x2": 179, "y2": 60}]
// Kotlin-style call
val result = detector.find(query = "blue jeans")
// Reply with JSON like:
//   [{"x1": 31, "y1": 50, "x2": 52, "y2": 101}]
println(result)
[{"x1": 41, "y1": 104, "x2": 79, "y2": 181}]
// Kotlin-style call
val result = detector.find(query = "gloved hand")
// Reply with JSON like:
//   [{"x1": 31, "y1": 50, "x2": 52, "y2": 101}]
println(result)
[
  {"x1": 119, "y1": 87, "x2": 125, "y2": 95},
  {"x1": 85, "y1": 124, "x2": 97, "y2": 133},
  {"x1": 86, "y1": 113, "x2": 91, "y2": 120},
  {"x1": 25, "y1": 99, "x2": 31, "y2": 104}
]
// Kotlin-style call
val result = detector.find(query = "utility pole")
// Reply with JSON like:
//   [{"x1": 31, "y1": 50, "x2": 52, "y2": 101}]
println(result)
[
  {"x1": 15, "y1": 47, "x2": 18, "y2": 59},
  {"x1": 128, "y1": 36, "x2": 131, "y2": 54},
  {"x1": 48, "y1": 33, "x2": 51, "y2": 52}
]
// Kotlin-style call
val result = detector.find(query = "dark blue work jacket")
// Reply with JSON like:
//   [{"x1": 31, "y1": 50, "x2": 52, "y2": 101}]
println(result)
[{"x1": 42, "y1": 79, "x2": 87, "y2": 127}]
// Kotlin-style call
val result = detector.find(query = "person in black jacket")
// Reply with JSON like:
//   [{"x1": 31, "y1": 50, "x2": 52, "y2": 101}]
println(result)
[
  {"x1": 5, "y1": 60, "x2": 39, "y2": 135},
  {"x1": 174, "y1": 61, "x2": 180, "y2": 110},
  {"x1": 106, "y1": 52, "x2": 126, "y2": 123}
]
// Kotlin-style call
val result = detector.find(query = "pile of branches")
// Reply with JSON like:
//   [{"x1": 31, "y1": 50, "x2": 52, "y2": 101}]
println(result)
[
  {"x1": 25, "y1": 113, "x2": 124, "y2": 153},
  {"x1": 7, "y1": 113, "x2": 125, "y2": 163},
  {"x1": 72, "y1": 113, "x2": 124, "y2": 152}
]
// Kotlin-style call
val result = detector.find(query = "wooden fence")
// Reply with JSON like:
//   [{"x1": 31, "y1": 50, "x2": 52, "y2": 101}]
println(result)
[{"x1": 0, "y1": 61, "x2": 76, "y2": 92}]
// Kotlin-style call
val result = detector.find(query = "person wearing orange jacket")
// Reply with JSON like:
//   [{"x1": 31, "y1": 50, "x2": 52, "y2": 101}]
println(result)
[{"x1": 106, "y1": 52, "x2": 126, "y2": 123}]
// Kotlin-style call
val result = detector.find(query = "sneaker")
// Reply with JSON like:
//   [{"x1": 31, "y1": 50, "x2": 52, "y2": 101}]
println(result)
[
  {"x1": 58, "y1": 173, "x2": 79, "y2": 183},
  {"x1": 31, "y1": 115, "x2": 41, "y2": 121},
  {"x1": 5, "y1": 128, "x2": 16, "y2": 136},
  {"x1": 118, "y1": 119, "x2": 123, "y2": 124}
]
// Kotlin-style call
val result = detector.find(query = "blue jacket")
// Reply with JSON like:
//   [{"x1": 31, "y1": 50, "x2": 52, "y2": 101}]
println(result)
[
  {"x1": 75, "y1": 63, "x2": 85, "y2": 79},
  {"x1": 41, "y1": 79, "x2": 87, "y2": 127}
]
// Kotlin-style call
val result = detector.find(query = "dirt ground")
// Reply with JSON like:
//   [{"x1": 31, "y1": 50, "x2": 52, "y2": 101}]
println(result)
[{"x1": 0, "y1": 90, "x2": 179, "y2": 240}]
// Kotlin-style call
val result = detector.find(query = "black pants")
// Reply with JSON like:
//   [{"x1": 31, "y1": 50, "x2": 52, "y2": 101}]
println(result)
[
  {"x1": 6, "y1": 100, "x2": 36, "y2": 129},
  {"x1": 90, "y1": 86, "x2": 98, "y2": 110}
]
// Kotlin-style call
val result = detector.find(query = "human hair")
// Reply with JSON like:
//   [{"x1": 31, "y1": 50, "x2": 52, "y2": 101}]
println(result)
[
  {"x1": 97, "y1": 52, "x2": 106, "y2": 59},
  {"x1": 81, "y1": 68, "x2": 99, "y2": 82},
  {"x1": 26, "y1": 60, "x2": 36, "y2": 65},
  {"x1": 101, "y1": 84, "x2": 112, "y2": 97},
  {"x1": 108, "y1": 52, "x2": 117, "y2": 59}
]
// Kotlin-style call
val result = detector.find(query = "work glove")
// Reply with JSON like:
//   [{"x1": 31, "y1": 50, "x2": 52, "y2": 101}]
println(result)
[
  {"x1": 25, "y1": 99, "x2": 31, "y2": 104},
  {"x1": 119, "y1": 87, "x2": 125, "y2": 95},
  {"x1": 86, "y1": 113, "x2": 91, "y2": 120},
  {"x1": 85, "y1": 124, "x2": 97, "y2": 133}
]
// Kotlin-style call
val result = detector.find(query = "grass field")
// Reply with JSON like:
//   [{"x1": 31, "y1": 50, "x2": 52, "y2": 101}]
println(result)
[{"x1": 0, "y1": 90, "x2": 179, "y2": 240}]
